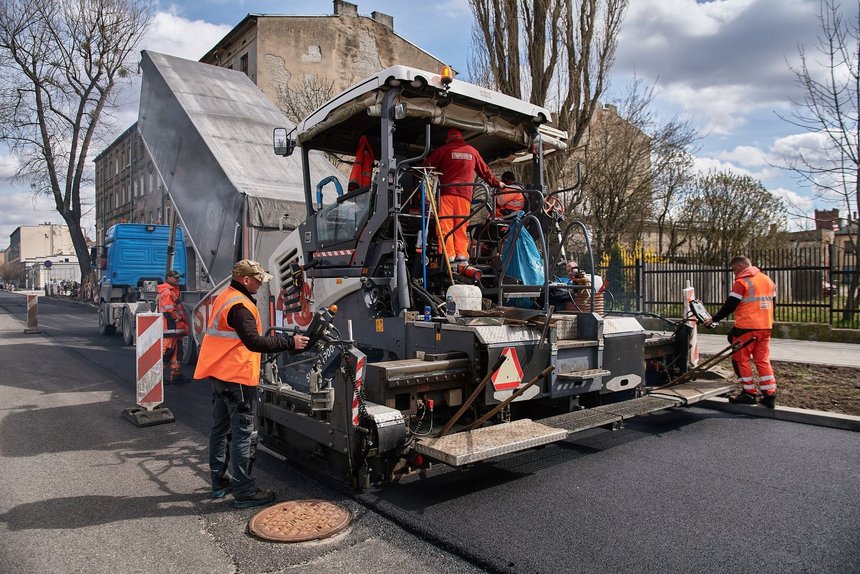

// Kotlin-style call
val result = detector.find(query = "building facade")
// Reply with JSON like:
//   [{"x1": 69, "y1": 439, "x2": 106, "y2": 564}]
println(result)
[{"x1": 5, "y1": 223, "x2": 79, "y2": 289}]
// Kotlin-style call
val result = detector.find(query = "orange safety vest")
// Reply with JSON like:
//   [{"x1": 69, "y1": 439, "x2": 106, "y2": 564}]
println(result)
[
  {"x1": 495, "y1": 184, "x2": 527, "y2": 218},
  {"x1": 157, "y1": 282, "x2": 185, "y2": 331},
  {"x1": 731, "y1": 269, "x2": 776, "y2": 330},
  {"x1": 348, "y1": 136, "x2": 375, "y2": 191},
  {"x1": 193, "y1": 286, "x2": 262, "y2": 387}
]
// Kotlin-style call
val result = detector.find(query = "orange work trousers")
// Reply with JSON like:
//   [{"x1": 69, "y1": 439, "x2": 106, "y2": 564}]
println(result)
[
  {"x1": 438, "y1": 195, "x2": 471, "y2": 261},
  {"x1": 163, "y1": 337, "x2": 182, "y2": 379},
  {"x1": 729, "y1": 329, "x2": 777, "y2": 396}
]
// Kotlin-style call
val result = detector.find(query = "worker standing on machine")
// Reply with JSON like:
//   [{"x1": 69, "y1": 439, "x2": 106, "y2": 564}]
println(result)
[
  {"x1": 194, "y1": 259, "x2": 309, "y2": 508},
  {"x1": 704, "y1": 256, "x2": 778, "y2": 408},
  {"x1": 426, "y1": 128, "x2": 501, "y2": 264},
  {"x1": 494, "y1": 170, "x2": 527, "y2": 219},
  {"x1": 158, "y1": 269, "x2": 189, "y2": 384}
]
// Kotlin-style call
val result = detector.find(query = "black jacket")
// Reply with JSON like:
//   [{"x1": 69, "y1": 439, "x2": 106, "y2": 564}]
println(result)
[{"x1": 225, "y1": 280, "x2": 297, "y2": 354}]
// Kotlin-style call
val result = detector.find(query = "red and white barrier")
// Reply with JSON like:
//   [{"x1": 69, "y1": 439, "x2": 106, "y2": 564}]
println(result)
[
  {"x1": 683, "y1": 282, "x2": 699, "y2": 367},
  {"x1": 135, "y1": 312, "x2": 164, "y2": 410},
  {"x1": 24, "y1": 294, "x2": 40, "y2": 334}
]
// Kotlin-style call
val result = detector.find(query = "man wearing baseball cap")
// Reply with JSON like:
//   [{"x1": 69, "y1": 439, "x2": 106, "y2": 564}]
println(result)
[
  {"x1": 158, "y1": 269, "x2": 188, "y2": 384},
  {"x1": 194, "y1": 259, "x2": 308, "y2": 508}
]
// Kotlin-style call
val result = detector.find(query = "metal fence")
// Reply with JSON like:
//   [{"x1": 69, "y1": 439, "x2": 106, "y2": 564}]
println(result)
[{"x1": 595, "y1": 245, "x2": 859, "y2": 329}]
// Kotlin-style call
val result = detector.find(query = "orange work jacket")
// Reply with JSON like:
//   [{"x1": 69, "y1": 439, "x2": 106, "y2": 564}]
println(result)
[
  {"x1": 731, "y1": 267, "x2": 776, "y2": 330},
  {"x1": 193, "y1": 286, "x2": 262, "y2": 387},
  {"x1": 157, "y1": 282, "x2": 186, "y2": 332},
  {"x1": 348, "y1": 136, "x2": 375, "y2": 191}
]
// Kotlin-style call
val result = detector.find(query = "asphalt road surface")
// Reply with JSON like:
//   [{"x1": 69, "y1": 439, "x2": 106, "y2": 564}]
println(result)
[{"x1": 1, "y1": 291, "x2": 858, "y2": 574}]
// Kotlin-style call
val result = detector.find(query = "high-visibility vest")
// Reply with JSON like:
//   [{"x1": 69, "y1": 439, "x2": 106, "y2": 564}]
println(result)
[
  {"x1": 732, "y1": 271, "x2": 776, "y2": 329},
  {"x1": 193, "y1": 286, "x2": 262, "y2": 387},
  {"x1": 157, "y1": 282, "x2": 185, "y2": 330},
  {"x1": 348, "y1": 136, "x2": 374, "y2": 191},
  {"x1": 495, "y1": 184, "x2": 527, "y2": 217}
]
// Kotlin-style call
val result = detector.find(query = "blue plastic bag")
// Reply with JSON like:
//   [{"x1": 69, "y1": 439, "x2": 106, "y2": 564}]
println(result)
[{"x1": 500, "y1": 218, "x2": 544, "y2": 307}]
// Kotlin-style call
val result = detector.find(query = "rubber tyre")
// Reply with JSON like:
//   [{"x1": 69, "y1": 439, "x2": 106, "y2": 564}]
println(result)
[
  {"x1": 122, "y1": 307, "x2": 135, "y2": 346},
  {"x1": 98, "y1": 302, "x2": 116, "y2": 336},
  {"x1": 181, "y1": 334, "x2": 197, "y2": 365}
]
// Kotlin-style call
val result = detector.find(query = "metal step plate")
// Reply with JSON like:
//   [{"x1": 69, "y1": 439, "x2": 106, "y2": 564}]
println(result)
[
  {"x1": 593, "y1": 395, "x2": 682, "y2": 418},
  {"x1": 538, "y1": 409, "x2": 623, "y2": 434},
  {"x1": 556, "y1": 368, "x2": 611, "y2": 381},
  {"x1": 648, "y1": 380, "x2": 735, "y2": 405},
  {"x1": 415, "y1": 419, "x2": 568, "y2": 466}
]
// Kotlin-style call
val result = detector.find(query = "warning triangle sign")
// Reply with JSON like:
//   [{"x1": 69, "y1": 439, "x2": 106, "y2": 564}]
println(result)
[{"x1": 491, "y1": 347, "x2": 524, "y2": 391}]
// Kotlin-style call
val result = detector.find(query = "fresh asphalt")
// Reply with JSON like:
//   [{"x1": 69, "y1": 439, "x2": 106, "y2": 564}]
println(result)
[{"x1": 1, "y1": 291, "x2": 858, "y2": 574}]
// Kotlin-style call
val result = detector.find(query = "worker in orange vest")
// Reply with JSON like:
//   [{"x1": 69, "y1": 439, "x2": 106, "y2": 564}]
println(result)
[
  {"x1": 194, "y1": 259, "x2": 309, "y2": 508},
  {"x1": 158, "y1": 269, "x2": 188, "y2": 384},
  {"x1": 348, "y1": 135, "x2": 375, "y2": 191},
  {"x1": 705, "y1": 256, "x2": 778, "y2": 408},
  {"x1": 426, "y1": 128, "x2": 501, "y2": 264},
  {"x1": 494, "y1": 171, "x2": 527, "y2": 219}
]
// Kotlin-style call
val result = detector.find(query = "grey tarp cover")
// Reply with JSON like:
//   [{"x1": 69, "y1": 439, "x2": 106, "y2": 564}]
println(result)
[{"x1": 137, "y1": 50, "x2": 342, "y2": 283}]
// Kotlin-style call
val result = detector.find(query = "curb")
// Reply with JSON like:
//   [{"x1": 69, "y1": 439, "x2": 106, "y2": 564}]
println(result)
[{"x1": 700, "y1": 397, "x2": 860, "y2": 432}]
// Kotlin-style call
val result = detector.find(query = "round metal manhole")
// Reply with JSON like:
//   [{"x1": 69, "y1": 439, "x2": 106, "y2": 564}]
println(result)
[{"x1": 249, "y1": 499, "x2": 352, "y2": 543}]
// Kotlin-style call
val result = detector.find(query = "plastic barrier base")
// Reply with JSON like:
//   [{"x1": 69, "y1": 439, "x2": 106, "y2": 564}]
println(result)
[{"x1": 122, "y1": 406, "x2": 176, "y2": 427}]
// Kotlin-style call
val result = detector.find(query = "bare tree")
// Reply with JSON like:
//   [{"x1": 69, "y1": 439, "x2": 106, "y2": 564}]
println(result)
[
  {"x1": 678, "y1": 170, "x2": 788, "y2": 265},
  {"x1": 777, "y1": 0, "x2": 859, "y2": 317},
  {"x1": 0, "y1": 0, "x2": 152, "y2": 290},
  {"x1": 576, "y1": 78, "x2": 698, "y2": 259},
  {"x1": 468, "y1": 0, "x2": 628, "y2": 190},
  {"x1": 275, "y1": 74, "x2": 336, "y2": 125}
]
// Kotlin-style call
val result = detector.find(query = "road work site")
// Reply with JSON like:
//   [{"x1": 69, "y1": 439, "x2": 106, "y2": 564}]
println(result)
[{"x1": 2, "y1": 55, "x2": 859, "y2": 573}]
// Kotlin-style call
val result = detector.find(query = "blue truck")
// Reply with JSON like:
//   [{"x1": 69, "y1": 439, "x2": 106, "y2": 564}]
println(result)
[{"x1": 95, "y1": 224, "x2": 187, "y2": 345}]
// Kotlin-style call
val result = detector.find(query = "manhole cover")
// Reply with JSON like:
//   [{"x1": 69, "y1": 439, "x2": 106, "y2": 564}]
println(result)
[{"x1": 249, "y1": 499, "x2": 351, "y2": 542}]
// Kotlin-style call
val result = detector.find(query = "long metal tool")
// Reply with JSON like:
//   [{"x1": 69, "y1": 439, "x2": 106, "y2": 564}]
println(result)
[
  {"x1": 653, "y1": 336, "x2": 756, "y2": 390},
  {"x1": 463, "y1": 364, "x2": 555, "y2": 432},
  {"x1": 438, "y1": 354, "x2": 507, "y2": 437}
]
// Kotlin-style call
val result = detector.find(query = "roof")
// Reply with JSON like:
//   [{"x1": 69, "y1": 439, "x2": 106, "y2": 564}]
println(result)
[{"x1": 296, "y1": 65, "x2": 566, "y2": 162}]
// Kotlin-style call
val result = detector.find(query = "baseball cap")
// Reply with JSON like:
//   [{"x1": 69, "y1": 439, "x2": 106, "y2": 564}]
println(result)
[
  {"x1": 166, "y1": 269, "x2": 181, "y2": 279},
  {"x1": 232, "y1": 259, "x2": 273, "y2": 282}
]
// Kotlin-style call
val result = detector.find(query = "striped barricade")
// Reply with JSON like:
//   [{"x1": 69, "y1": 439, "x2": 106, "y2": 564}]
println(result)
[
  {"x1": 24, "y1": 294, "x2": 41, "y2": 334},
  {"x1": 122, "y1": 312, "x2": 175, "y2": 427}
]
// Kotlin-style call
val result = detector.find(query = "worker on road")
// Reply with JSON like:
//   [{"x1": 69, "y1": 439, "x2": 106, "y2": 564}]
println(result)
[
  {"x1": 494, "y1": 170, "x2": 527, "y2": 219},
  {"x1": 704, "y1": 256, "x2": 778, "y2": 408},
  {"x1": 193, "y1": 259, "x2": 309, "y2": 509},
  {"x1": 426, "y1": 128, "x2": 501, "y2": 264},
  {"x1": 158, "y1": 269, "x2": 188, "y2": 384}
]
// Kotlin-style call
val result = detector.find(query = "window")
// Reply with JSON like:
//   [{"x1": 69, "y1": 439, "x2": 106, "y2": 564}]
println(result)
[{"x1": 240, "y1": 53, "x2": 249, "y2": 76}]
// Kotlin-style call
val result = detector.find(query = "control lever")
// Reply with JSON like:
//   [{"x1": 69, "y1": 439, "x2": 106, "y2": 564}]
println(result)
[
  {"x1": 689, "y1": 299, "x2": 717, "y2": 329},
  {"x1": 302, "y1": 304, "x2": 338, "y2": 349}
]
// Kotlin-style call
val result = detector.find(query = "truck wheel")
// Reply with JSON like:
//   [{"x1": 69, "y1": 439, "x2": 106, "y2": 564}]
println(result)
[
  {"x1": 121, "y1": 307, "x2": 135, "y2": 346},
  {"x1": 181, "y1": 334, "x2": 196, "y2": 365},
  {"x1": 98, "y1": 302, "x2": 116, "y2": 336}
]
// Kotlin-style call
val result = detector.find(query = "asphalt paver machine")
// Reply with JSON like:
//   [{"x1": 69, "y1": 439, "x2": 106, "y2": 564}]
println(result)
[{"x1": 259, "y1": 65, "x2": 732, "y2": 488}]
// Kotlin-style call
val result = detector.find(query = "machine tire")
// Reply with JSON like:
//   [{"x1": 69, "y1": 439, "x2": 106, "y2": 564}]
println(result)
[
  {"x1": 180, "y1": 334, "x2": 196, "y2": 365},
  {"x1": 98, "y1": 301, "x2": 116, "y2": 336},
  {"x1": 121, "y1": 307, "x2": 135, "y2": 346}
]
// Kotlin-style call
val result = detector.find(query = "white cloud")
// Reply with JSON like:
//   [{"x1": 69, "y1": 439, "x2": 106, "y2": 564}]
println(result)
[
  {"x1": 0, "y1": 152, "x2": 21, "y2": 180},
  {"x1": 141, "y1": 11, "x2": 231, "y2": 61},
  {"x1": 717, "y1": 145, "x2": 770, "y2": 168}
]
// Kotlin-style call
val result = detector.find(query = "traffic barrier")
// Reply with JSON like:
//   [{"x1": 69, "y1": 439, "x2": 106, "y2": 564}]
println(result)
[
  {"x1": 121, "y1": 312, "x2": 175, "y2": 427},
  {"x1": 684, "y1": 282, "x2": 699, "y2": 367},
  {"x1": 24, "y1": 294, "x2": 41, "y2": 334}
]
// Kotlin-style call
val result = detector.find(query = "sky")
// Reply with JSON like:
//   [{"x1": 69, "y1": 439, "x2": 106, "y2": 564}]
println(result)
[{"x1": 1, "y1": 0, "x2": 855, "y2": 249}]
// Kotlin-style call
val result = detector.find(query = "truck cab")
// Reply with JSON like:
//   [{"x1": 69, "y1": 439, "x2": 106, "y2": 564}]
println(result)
[{"x1": 96, "y1": 223, "x2": 187, "y2": 345}]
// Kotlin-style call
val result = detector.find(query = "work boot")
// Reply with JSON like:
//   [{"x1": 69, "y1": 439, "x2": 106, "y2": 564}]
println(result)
[
  {"x1": 170, "y1": 374, "x2": 191, "y2": 385},
  {"x1": 234, "y1": 488, "x2": 276, "y2": 509},
  {"x1": 759, "y1": 393, "x2": 777, "y2": 409},
  {"x1": 728, "y1": 392, "x2": 757, "y2": 405},
  {"x1": 210, "y1": 479, "x2": 233, "y2": 499}
]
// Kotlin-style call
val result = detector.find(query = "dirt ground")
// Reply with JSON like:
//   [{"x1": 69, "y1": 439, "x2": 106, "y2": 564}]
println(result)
[{"x1": 710, "y1": 357, "x2": 860, "y2": 416}]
